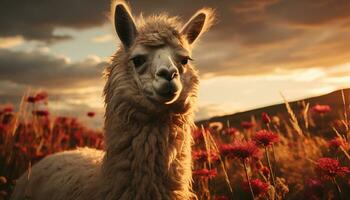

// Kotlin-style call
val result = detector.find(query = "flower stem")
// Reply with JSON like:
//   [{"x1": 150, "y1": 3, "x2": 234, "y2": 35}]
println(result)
[
  {"x1": 265, "y1": 147, "x2": 276, "y2": 187},
  {"x1": 332, "y1": 178, "x2": 342, "y2": 200},
  {"x1": 271, "y1": 144, "x2": 278, "y2": 176},
  {"x1": 243, "y1": 160, "x2": 255, "y2": 200},
  {"x1": 267, "y1": 124, "x2": 279, "y2": 175}
]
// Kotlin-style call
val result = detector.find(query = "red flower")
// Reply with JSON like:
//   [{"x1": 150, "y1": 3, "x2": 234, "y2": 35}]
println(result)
[
  {"x1": 261, "y1": 112, "x2": 271, "y2": 124},
  {"x1": 312, "y1": 104, "x2": 331, "y2": 114},
  {"x1": 214, "y1": 196, "x2": 229, "y2": 200},
  {"x1": 328, "y1": 137, "x2": 349, "y2": 151},
  {"x1": 27, "y1": 96, "x2": 37, "y2": 103},
  {"x1": 70, "y1": 118, "x2": 79, "y2": 127},
  {"x1": 55, "y1": 116, "x2": 68, "y2": 124},
  {"x1": 241, "y1": 121, "x2": 255, "y2": 129},
  {"x1": 242, "y1": 179, "x2": 269, "y2": 197},
  {"x1": 32, "y1": 110, "x2": 49, "y2": 117},
  {"x1": 87, "y1": 112, "x2": 96, "y2": 117},
  {"x1": 3, "y1": 106, "x2": 13, "y2": 113},
  {"x1": 61, "y1": 134, "x2": 70, "y2": 143},
  {"x1": 35, "y1": 91, "x2": 48, "y2": 101},
  {"x1": 192, "y1": 168, "x2": 217, "y2": 179},
  {"x1": 192, "y1": 150, "x2": 219, "y2": 163},
  {"x1": 315, "y1": 157, "x2": 350, "y2": 180},
  {"x1": 74, "y1": 131, "x2": 83, "y2": 140},
  {"x1": 192, "y1": 128, "x2": 204, "y2": 141},
  {"x1": 220, "y1": 141, "x2": 260, "y2": 160},
  {"x1": 223, "y1": 127, "x2": 238, "y2": 136},
  {"x1": 253, "y1": 129, "x2": 279, "y2": 147}
]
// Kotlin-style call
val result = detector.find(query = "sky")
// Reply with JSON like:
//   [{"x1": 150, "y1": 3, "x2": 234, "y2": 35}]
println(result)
[{"x1": 1, "y1": 0, "x2": 350, "y2": 128}]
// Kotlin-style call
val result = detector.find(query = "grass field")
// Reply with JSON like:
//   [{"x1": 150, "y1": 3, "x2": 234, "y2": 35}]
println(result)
[{"x1": 0, "y1": 90, "x2": 350, "y2": 200}]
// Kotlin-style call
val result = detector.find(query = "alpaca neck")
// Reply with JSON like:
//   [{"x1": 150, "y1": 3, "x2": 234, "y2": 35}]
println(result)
[{"x1": 101, "y1": 113, "x2": 193, "y2": 200}]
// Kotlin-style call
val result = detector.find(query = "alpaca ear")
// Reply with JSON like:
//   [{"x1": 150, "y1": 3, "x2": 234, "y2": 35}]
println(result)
[
  {"x1": 181, "y1": 8, "x2": 215, "y2": 45},
  {"x1": 113, "y1": 3, "x2": 137, "y2": 49}
]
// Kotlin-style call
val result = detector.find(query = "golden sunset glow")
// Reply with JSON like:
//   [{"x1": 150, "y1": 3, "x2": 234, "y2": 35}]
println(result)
[{"x1": 1, "y1": 0, "x2": 350, "y2": 124}]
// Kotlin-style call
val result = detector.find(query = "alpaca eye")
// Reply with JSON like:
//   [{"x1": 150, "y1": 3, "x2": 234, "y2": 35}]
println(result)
[
  {"x1": 180, "y1": 56, "x2": 192, "y2": 66},
  {"x1": 132, "y1": 55, "x2": 147, "y2": 68},
  {"x1": 181, "y1": 58, "x2": 188, "y2": 65}
]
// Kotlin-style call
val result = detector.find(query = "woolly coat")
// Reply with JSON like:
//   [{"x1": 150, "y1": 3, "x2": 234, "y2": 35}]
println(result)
[{"x1": 10, "y1": 12, "x2": 212, "y2": 200}]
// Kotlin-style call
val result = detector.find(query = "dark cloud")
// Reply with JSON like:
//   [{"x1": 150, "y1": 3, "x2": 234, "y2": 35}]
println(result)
[
  {"x1": 0, "y1": 0, "x2": 306, "y2": 45},
  {"x1": 0, "y1": 49, "x2": 106, "y2": 88},
  {"x1": 132, "y1": 0, "x2": 299, "y2": 46},
  {"x1": 130, "y1": 0, "x2": 350, "y2": 76},
  {"x1": 3, "y1": 0, "x2": 349, "y2": 47},
  {"x1": 267, "y1": 0, "x2": 350, "y2": 26},
  {"x1": 0, "y1": 0, "x2": 110, "y2": 42},
  {"x1": 194, "y1": 27, "x2": 350, "y2": 77},
  {"x1": 188, "y1": 0, "x2": 350, "y2": 76}
]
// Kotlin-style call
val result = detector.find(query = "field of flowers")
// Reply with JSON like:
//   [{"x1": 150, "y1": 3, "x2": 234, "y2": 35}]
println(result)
[{"x1": 0, "y1": 91, "x2": 350, "y2": 200}]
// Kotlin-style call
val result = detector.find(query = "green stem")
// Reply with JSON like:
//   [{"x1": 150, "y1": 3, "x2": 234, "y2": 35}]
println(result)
[{"x1": 243, "y1": 160, "x2": 255, "y2": 200}]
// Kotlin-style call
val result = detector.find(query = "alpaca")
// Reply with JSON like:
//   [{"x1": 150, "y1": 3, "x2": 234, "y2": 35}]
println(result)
[{"x1": 11, "y1": 1, "x2": 214, "y2": 200}]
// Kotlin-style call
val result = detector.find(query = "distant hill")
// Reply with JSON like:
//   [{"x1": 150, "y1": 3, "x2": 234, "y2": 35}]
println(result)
[{"x1": 196, "y1": 88, "x2": 350, "y2": 132}]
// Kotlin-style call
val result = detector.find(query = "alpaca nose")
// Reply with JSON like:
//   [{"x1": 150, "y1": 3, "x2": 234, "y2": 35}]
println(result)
[{"x1": 156, "y1": 66, "x2": 178, "y2": 81}]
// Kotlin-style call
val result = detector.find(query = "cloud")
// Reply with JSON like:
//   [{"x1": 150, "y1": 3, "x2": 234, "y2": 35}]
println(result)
[
  {"x1": 91, "y1": 34, "x2": 114, "y2": 43},
  {"x1": 195, "y1": 103, "x2": 239, "y2": 121},
  {"x1": 0, "y1": 0, "x2": 110, "y2": 42},
  {"x1": 129, "y1": 0, "x2": 350, "y2": 76},
  {"x1": 0, "y1": 49, "x2": 107, "y2": 88},
  {"x1": 267, "y1": 1, "x2": 350, "y2": 26},
  {"x1": 0, "y1": 36, "x2": 24, "y2": 48}
]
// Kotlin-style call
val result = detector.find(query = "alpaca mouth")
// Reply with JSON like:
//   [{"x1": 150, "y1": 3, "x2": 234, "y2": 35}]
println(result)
[
  {"x1": 156, "y1": 83, "x2": 176, "y2": 96},
  {"x1": 152, "y1": 81, "x2": 182, "y2": 104},
  {"x1": 155, "y1": 88, "x2": 180, "y2": 104}
]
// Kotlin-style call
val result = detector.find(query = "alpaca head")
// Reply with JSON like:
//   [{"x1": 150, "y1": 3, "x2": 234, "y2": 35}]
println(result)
[{"x1": 105, "y1": 1, "x2": 215, "y2": 119}]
